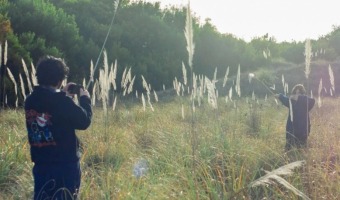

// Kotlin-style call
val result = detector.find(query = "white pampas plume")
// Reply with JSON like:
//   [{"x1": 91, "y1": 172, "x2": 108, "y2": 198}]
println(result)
[
  {"x1": 163, "y1": 84, "x2": 165, "y2": 91},
  {"x1": 263, "y1": 50, "x2": 268, "y2": 59},
  {"x1": 318, "y1": 78, "x2": 323, "y2": 96},
  {"x1": 153, "y1": 90, "x2": 158, "y2": 102},
  {"x1": 4, "y1": 40, "x2": 8, "y2": 65},
  {"x1": 112, "y1": 96, "x2": 117, "y2": 111},
  {"x1": 141, "y1": 75, "x2": 150, "y2": 94},
  {"x1": 213, "y1": 67, "x2": 217, "y2": 83},
  {"x1": 289, "y1": 98, "x2": 293, "y2": 122},
  {"x1": 92, "y1": 81, "x2": 96, "y2": 106},
  {"x1": 121, "y1": 67, "x2": 127, "y2": 87},
  {"x1": 229, "y1": 87, "x2": 233, "y2": 101},
  {"x1": 133, "y1": 158, "x2": 148, "y2": 179},
  {"x1": 328, "y1": 64, "x2": 335, "y2": 93},
  {"x1": 205, "y1": 77, "x2": 217, "y2": 109},
  {"x1": 90, "y1": 60, "x2": 94, "y2": 82},
  {"x1": 82, "y1": 78, "x2": 86, "y2": 89},
  {"x1": 147, "y1": 93, "x2": 154, "y2": 112},
  {"x1": 30, "y1": 62, "x2": 37, "y2": 86},
  {"x1": 248, "y1": 73, "x2": 255, "y2": 83},
  {"x1": 223, "y1": 66, "x2": 229, "y2": 87},
  {"x1": 22, "y1": 59, "x2": 33, "y2": 93},
  {"x1": 304, "y1": 39, "x2": 312, "y2": 79},
  {"x1": 182, "y1": 62, "x2": 187, "y2": 86},
  {"x1": 181, "y1": 104, "x2": 185, "y2": 119},
  {"x1": 19, "y1": 74, "x2": 26, "y2": 99},
  {"x1": 235, "y1": 65, "x2": 241, "y2": 97},
  {"x1": 282, "y1": 74, "x2": 285, "y2": 89},
  {"x1": 136, "y1": 90, "x2": 138, "y2": 99},
  {"x1": 114, "y1": 0, "x2": 120, "y2": 12},
  {"x1": 6, "y1": 68, "x2": 17, "y2": 95},
  {"x1": 141, "y1": 93, "x2": 146, "y2": 111},
  {"x1": 184, "y1": 1, "x2": 195, "y2": 70},
  {"x1": 127, "y1": 75, "x2": 135, "y2": 94},
  {"x1": 318, "y1": 78, "x2": 323, "y2": 108},
  {"x1": 249, "y1": 160, "x2": 310, "y2": 200}
]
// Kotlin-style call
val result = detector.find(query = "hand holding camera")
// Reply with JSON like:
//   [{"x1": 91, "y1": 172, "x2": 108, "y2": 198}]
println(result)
[{"x1": 64, "y1": 82, "x2": 90, "y2": 98}]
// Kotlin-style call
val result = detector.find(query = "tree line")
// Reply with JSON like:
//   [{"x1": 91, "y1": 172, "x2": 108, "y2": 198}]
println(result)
[{"x1": 1, "y1": 0, "x2": 340, "y2": 105}]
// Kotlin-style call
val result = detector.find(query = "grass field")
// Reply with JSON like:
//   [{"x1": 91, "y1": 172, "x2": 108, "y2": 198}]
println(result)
[{"x1": 0, "y1": 95, "x2": 339, "y2": 200}]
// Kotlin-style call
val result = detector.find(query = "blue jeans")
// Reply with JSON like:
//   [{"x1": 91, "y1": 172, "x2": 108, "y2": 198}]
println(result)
[{"x1": 33, "y1": 161, "x2": 81, "y2": 200}]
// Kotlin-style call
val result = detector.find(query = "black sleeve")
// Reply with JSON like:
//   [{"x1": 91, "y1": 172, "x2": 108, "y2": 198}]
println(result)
[
  {"x1": 63, "y1": 96, "x2": 92, "y2": 130},
  {"x1": 308, "y1": 97, "x2": 315, "y2": 111},
  {"x1": 278, "y1": 94, "x2": 290, "y2": 108}
]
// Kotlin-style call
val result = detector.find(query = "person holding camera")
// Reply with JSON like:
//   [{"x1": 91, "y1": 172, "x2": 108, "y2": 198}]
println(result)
[
  {"x1": 24, "y1": 55, "x2": 92, "y2": 199},
  {"x1": 274, "y1": 84, "x2": 315, "y2": 151}
]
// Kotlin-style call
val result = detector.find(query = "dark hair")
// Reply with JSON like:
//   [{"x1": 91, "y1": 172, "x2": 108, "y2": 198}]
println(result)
[
  {"x1": 292, "y1": 84, "x2": 306, "y2": 95},
  {"x1": 36, "y1": 55, "x2": 69, "y2": 86}
]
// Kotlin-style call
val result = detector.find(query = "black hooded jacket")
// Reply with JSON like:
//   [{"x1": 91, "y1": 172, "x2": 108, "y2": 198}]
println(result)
[
  {"x1": 25, "y1": 86, "x2": 92, "y2": 164},
  {"x1": 278, "y1": 94, "x2": 315, "y2": 139}
]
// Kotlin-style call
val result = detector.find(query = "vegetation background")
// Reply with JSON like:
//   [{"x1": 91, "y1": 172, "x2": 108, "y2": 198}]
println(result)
[{"x1": 1, "y1": 0, "x2": 340, "y2": 106}]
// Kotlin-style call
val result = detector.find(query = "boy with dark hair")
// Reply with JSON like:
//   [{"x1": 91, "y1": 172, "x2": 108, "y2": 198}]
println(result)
[
  {"x1": 275, "y1": 84, "x2": 315, "y2": 151},
  {"x1": 25, "y1": 55, "x2": 92, "y2": 199}
]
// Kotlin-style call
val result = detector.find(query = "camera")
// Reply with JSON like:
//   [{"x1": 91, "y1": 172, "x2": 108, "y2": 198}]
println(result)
[{"x1": 68, "y1": 83, "x2": 84, "y2": 95}]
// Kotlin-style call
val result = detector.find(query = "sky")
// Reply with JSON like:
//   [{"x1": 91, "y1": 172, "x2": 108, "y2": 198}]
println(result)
[{"x1": 143, "y1": 0, "x2": 340, "y2": 42}]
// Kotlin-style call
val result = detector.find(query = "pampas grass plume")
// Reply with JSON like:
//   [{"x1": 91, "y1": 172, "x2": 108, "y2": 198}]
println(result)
[
  {"x1": 21, "y1": 59, "x2": 33, "y2": 93},
  {"x1": 223, "y1": 66, "x2": 229, "y2": 87},
  {"x1": 328, "y1": 64, "x2": 335, "y2": 93},
  {"x1": 6, "y1": 68, "x2": 18, "y2": 95},
  {"x1": 19, "y1": 74, "x2": 26, "y2": 99},
  {"x1": 249, "y1": 160, "x2": 310, "y2": 200}
]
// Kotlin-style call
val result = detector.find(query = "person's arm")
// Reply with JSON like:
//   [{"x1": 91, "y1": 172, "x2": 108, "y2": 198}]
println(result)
[
  {"x1": 63, "y1": 89, "x2": 92, "y2": 130},
  {"x1": 308, "y1": 97, "x2": 315, "y2": 111},
  {"x1": 274, "y1": 93, "x2": 290, "y2": 107}
]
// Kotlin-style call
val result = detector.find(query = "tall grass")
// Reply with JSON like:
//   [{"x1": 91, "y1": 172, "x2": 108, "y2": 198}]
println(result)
[{"x1": 1, "y1": 96, "x2": 340, "y2": 199}]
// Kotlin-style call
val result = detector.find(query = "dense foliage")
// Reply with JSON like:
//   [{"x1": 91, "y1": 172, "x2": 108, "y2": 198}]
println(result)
[{"x1": 1, "y1": 0, "x2": 340, "y2": 100}]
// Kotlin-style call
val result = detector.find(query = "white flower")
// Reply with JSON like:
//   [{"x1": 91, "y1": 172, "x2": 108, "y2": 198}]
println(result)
[
  {"x1": 133, "y1": 159, "x2": 148, "y2": 178},
  {"x1": 248, "y1": 73, "x2": 255, "y2": 83}
]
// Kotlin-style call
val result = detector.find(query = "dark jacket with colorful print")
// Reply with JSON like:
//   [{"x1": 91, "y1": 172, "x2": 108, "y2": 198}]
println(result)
[
  {"x1": 25, "y1": 86, "x2": 92, "y2": 164},
  {"x1": 278, "y1": 94, "x2": 315, "y2": 140}
]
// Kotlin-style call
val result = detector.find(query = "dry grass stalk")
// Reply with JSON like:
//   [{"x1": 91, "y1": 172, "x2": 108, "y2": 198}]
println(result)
[
  {"x1": 328, "y1": 64, "x2": 335, "y2": 93},
  {"x1": 182, "y1": 62, "x2": 187, "y2": 86},
  {"x1": 249, "y1": 160, "x2": 310, "y2": 200},
  {"x1": 289, "y1": 98, "x2": 293, "y2": 122},
  {"x1": 304, "y1": 39, "x2": 311, "y2": 79},
  {"x1": 181, "y1": 104, "x2": 185, "y2": 119}
]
